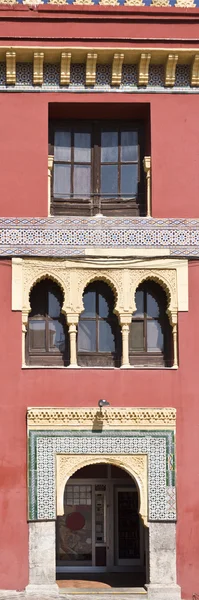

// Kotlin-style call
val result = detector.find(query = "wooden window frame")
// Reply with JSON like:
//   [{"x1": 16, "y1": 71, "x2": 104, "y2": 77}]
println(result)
[
  {"x1": 129, "y1": 282, "x2": 172, "y2": 368},
  {"x1": 26, "y1": 280, "x2": 69, "y2": 367},
  {"x1": 49, "y1": 120, "x2": 145, "y2": 217},
  {"x1": 77, "y1": 281, "x2": 121, "y2": 367}
]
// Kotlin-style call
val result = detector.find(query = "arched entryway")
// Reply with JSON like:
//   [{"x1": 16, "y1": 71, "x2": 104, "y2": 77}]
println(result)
[{"x1": 56, "y1": 463, "x2": 147, "y2": 588}]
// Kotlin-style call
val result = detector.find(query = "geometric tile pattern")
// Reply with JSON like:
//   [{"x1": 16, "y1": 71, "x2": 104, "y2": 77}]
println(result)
[
  {"x1": 1, "y1": 216, "x2": 199, "y2": 257},
  {"x1": 2, "y1": 0, "x2": 199, "y2": 5},
  {"x1": 28, "y1": 429, "x2": 176, "y2": 522},
  {"x1": 0, "y1": 62, "x2": 199, "y2": 93}
]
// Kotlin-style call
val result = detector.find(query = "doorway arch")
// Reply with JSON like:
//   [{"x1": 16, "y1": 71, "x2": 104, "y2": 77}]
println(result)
[{"x1": 56, "y1": 461, "x2": 147, "y2": 584}]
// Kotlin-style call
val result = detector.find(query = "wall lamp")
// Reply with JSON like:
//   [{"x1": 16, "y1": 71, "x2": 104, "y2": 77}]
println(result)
[{"x1": 98, "y1": 399, "x2": 110, "y2": 409}]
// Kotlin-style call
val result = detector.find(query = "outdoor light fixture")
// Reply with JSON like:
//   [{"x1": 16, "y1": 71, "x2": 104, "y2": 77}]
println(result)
[{"x1": 98, "y1": 399, "x2": 110, "y2": 408}]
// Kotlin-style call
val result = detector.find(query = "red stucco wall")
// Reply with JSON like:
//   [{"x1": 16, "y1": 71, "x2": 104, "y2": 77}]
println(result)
[
  {"x1": 0, "y1": 260, "x2": 198, "y2": 598},
  {"x1": 0, "y1": 92, "x2": 199, "y2": 218}
]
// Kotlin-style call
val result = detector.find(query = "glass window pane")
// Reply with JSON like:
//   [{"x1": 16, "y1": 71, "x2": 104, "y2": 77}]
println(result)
[
  {"x1": 121, "y1": 131, "x2": 138, "y2": 162},
  {"x1": 98, "y1": 321, "x2": 115, "y2": 352},
  {"x1": 78, "y1": 321, "x2": 96, "y2": 352},
  {"x1": 101, "y1": 165, "x2": 118, "y2": 196},
  {"x1": 147, "y1": 293, "x2": 160, "y2": 318},
  {"x1": 54, "y1": 131, "x2": 71, "y2": 162},
  {"x1": 49, "y1": 321, "x2": 65, "y2": 352},
  {"x1": 99, "y1": 294, "x2": 109, "y2": 318},
  {"x1": 48, "y1": 291, "x2": 61, "y2": 318},
  {"x1": 53, "y1": 164, "x2": 71, "y2": 198},
  {"x1": 147, "y1": 320, "x2": 163, "y2": 352},
  {"x1": 130, "y1": 321, "x2": 144, "y2": 351},
  {"x1": 74, "y1": 132, "x2": 91, "y2": 163},
  {"x1": 81, "y1": 290, "x2": 96, "y2": 318},
  {"x1": 133, "y1": 290, "x2": 144, "y2": 317},
  {"x1": 29, "y1": 320, "x2": 46, "y2": 350},
  {"x1": 121, "y1": 164, "x2": 138, "y2": 197},
  {"x1": 101, "y1": 131, "x2": 118, "y2": 162},
  {"x1": 74, "y1": 165, "x2": 91, "y2": 197}
]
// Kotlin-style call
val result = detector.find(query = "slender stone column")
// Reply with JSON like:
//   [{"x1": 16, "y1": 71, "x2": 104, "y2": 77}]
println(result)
[
  {"x1": 22, "y1": 310, "x2": 29, "y2": 366},
  {"x1": 121, "y1": 324, "x2": 130, "y2": 367},
  {"x1": 68, "y1": 323, "x2": 78, "y2": 366},
  {"x1": 173, "y1": 323, "x2": 178, "y2": 368},
  {"x1": 120, "y1": 315, "x2": 132, "y2": 368}
]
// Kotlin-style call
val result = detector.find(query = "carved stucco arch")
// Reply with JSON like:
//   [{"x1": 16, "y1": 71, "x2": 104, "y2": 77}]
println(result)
[
  {"x1": 131, "y1": 269, "x2": 178, "y2": 325},
  {"x1": 23, "y1": 270, "x2": 70, "y2": 317},
  {"x1": 56, "y1": 453, "x2": 148, "y2": 526},
  {"x1": 74, "y1": 269, "x2": 122, "y2": 317}
]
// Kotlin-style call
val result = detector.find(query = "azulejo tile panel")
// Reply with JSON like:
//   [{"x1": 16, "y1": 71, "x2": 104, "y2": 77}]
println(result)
[
  {"x1": 1, "y1": 217, "x2": 199, "y2": 257},
  {"x1": 28, "y1": 429, "x2": 176, "y2": 522},
  {"x1": 0, "y1": 61, "x2": 199, "y2": 92}
]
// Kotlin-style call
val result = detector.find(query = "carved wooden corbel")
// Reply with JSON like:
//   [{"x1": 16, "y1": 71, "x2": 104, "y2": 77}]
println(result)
[
  {"x1": 191, "y1": 54, "x2": 199, "y2": 86},
  {"x1": 60, "y1": 52, "x2": 71, "y2": 85},
  {"x1": 165, "y1": 54, "x2": 178, "y2": 87},
  {"x1": 6, "y1": 51, "x2": 16, "y2": 85},
  {"x1": 138, "y1": 53, "x2": 151, "y2": 86},
  {"x1": 86, "y1": 53, "x2": 98, "y2": 86},
  {"x1": 112, "y1": 53, "x2": 124, "y2": 86},
  {"x1": 33, "y1": 52, "x2": 44, "y2": 85}
]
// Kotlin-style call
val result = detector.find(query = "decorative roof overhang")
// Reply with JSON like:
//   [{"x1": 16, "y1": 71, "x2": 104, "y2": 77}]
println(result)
[
  {"x1": 1, "y1": 45, "x2": 199, "y2": 65},
  {"x1": 1, "y1": 216, "x2": 199, "y2": 257}
]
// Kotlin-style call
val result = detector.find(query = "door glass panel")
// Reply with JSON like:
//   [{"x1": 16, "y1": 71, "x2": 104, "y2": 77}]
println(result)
[
  {"x1": 147, "y1": 320, "x2": 163, "y2": 352},
  {"x1": 29, "y1": 320, "x2": 46, "y2": 350},
  {"x1": 130, "y1": 321, "x2": 144, "y2": 351},
  {"x1": 81, "y1": 290, "x2": 96, "y2": 318},
  {"x1": 98, "y1": 320, "x2": 115, "y2": 352},
  {"x1": 121, "y1": 164, "x2": 138, "y2": 197},
  {"x1": 121, "y1": 131, "x2": 138, "y2": 162},
  {"x1": 74, "y1": 165, "x2": 91, "y2": 197},
  {"x1": 78, "y1": 320, "x2": 96, "y2": 352},
  {"x1": 54, "y1": 131, "x2": 71, "y2": 162},
  {"x1": 95, "y1": 491, "x2": 106, "y2": 543},
  {"x1": 101, "y1": 131, "x2": 118, "y2": 162},
  {"x1": 48, "y1": 321, "x2": 65, "y2": 352},
  {"x1": 147, "y1": 293, "x2": 160, "y2": 318},
  {"x1": 74, "y1": 132, "x2": 91, "y2": 163},
  {"x1": 101, "y1": 165, "x2": 118, "y2": 196},
  {"x1": 53, "y1": 164, "x2": 71, "y2": 198},
  {"x1": 117, "y1": 490, "x2": 140, "y2": 560},
  {"x1": 57, "y1": 484, "x2": 92, "y2": 563}
]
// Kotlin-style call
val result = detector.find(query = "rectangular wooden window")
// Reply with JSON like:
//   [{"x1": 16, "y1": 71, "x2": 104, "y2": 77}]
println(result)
[{"x1": 49, "y1": 121, "x2": 145, "y2": 217}]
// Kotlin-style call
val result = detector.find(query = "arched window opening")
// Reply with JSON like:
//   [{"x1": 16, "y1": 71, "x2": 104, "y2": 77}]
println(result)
[
  {"x1": 77, "y1": 281, "x2": 121, "y2": 367},
  {"x1": 130, "y1": 281, "x2": 172, "y2": 367},
  {"x1": 26, "y1": 278, "x2": 69, "y2": 366}
]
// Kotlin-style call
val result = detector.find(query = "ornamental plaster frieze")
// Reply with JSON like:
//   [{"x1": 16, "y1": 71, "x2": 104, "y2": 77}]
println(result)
[
  {"x1": 17, "y1": 259, "x2": 180, "y2": 326},
  {"x1": 27, "y1": 406, "x2": 176, "y2": 430}
]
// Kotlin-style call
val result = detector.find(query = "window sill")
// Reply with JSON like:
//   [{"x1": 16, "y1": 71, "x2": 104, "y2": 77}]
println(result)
[{"x1": 22, "y1": 365, "x2": 178, "y2": 370}]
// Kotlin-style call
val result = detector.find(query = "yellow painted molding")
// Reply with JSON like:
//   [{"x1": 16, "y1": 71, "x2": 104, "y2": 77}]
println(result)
[
  {"x1": 165, "y1": 54, "x2": 178, "y2": 87},
  {"x1": 56, "y1": 452, "x2": 148, "y2": 525},
  {"x1": 60, "y1": 52, "x2": 71, "y2": 85},
  {"x1": 191, "y1": 54, "x2": 199, "y2": 86},
  {"x1": 0, "y1": 46, "x2": 198, "y2": 65},
  {"x1": 27, "y1": 406, "x2": 176, "y2": 431},
  {"x1": 33, "y1": 52, "x2": 44, "y2": 85},
  {"x1": 86, "y1": 52, "x2": 98, "y2": 86},
  {"x1": 6, "y1": 51, "x2": 16, "y2": 85},
  {"x1": 138, "y1": 53, "x2": 151, "y2": 86},
  {"x1": 112, "y1": 53, "x2": 124, "y2": 86}
]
